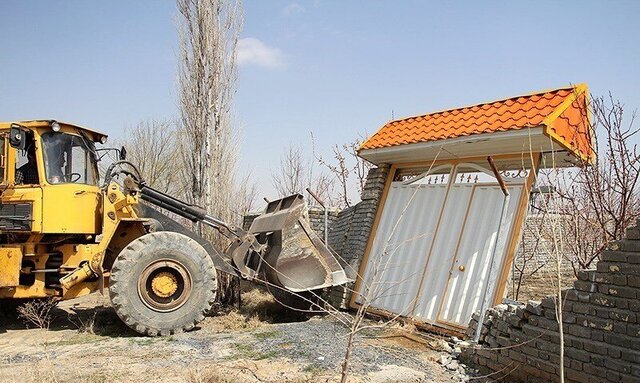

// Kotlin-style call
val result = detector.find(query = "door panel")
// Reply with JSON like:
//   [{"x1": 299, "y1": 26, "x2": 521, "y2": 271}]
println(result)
[
  {"x1": 412, "y1": 184, "x2": 473, "y2": 321},
  {"x1": 359, "y1": 182, "x2": 447, "y2": 315},
  {"x1": 438, "y1": 185, "x2": 522, "y2": 325}
]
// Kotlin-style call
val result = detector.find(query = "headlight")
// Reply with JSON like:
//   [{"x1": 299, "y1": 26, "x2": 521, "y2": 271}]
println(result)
[
  {"x1": 100, "y1": 136, "x2": 108, "y2": 144},
  {"x1": 51, "y1": 121, "x2": 61, "y2": 132}
]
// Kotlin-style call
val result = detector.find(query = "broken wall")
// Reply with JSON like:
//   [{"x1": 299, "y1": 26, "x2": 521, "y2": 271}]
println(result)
[
  {"x1": 462, "y1": 222, "x2": 640, "y2": 383},
  {"x1": 327, "y1": 164, "x2": 390, "y2": 308}
]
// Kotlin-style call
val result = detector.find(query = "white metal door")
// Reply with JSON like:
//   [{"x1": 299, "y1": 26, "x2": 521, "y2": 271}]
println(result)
[{"x1": 357, "y1": 163, "x2": 526, "y2": 328}]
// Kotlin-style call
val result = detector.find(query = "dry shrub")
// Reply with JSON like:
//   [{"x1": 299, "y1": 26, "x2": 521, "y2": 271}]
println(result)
[
  {"x1": 67, "y1": 310, "x2": 97, "y2": 334},
  {"x1": 204, "y1": 284, "x2": 309, "y2": 331},
  {"x1": 16, "y1": 298, "x2": 57, "y2": 329}
]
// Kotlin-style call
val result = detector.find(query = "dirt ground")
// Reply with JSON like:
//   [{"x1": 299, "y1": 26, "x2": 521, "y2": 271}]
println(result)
[{"x1": 0, "y1": 287, "x2": 487, "y2": 383}]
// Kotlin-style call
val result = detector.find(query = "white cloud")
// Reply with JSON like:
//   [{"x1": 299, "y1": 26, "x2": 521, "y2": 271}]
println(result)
[
  {"x1": 282, "y1": 3, "x2": 305, "y2": 16},
  {"x1": 237, "y1": 38, "x2": 285, "y2": 69}
]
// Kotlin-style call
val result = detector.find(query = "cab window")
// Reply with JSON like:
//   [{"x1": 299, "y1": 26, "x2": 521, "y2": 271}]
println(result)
[
  {"x1": 42, "y1": 132, "x2": 98, "y2": 185},
  {"x1": 15, "y1": 134, "x2": 39, "y2": 185}
]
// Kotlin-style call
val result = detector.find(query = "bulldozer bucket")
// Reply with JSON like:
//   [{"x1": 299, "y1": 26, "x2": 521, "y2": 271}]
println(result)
[{"x1": 245, "y1": 194, "x2": 350, "y2": 293}]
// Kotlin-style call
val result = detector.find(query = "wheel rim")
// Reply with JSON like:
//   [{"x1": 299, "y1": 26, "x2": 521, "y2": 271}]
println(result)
[{"x1": 137, "y1": 259, "x2": 192, "y2": 312}]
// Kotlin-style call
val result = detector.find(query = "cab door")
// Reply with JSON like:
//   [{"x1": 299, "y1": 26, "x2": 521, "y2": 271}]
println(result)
[
  {"x1": 1, "y1": 129, "x2": 43, "y2": 233},
  {"x1": 40, "y1": 132, "x2": 101, "y2": 234}
]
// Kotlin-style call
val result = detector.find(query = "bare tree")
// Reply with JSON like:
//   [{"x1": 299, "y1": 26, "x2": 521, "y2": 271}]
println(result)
[
  {"x1": 557, "y1": 94, "x2": 640, "y2": 272},
  {"x1": 177, "y1": 0, "x2": 243, "y2": 232},
  {"x1": 313, "y1": 135, "x2": 373, "y2": 208},
  {"x1": 235, "y1": 171, "x2": 258, "y2": 216},
  {"x1": 271, "y1": 144, "x2": 309, "y2": 196},
  {"x1": 510, "y1": 214, "x2": 552, "y2": 301},
  {"x1": 118, "y1": 119, "x2": 182, "y2": 194},
  {"x1": 177, "y1": 0, "x2": 243, "y2": 304},
  {"x1": 271, "y1": 143, "x2": 338, "y2": 207}
]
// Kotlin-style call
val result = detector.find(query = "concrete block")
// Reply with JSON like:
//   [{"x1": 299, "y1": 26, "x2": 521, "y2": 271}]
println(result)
[
  {"x1": 566, "y1": 368, "x2": 592, "y2": 383},
  {"x1": 590, "y1": 294, "x2": 617, "y2": 308},
  {"x1": 566, "y1": 347, "x2": 592, "y2": 363},
  {"x1": 608, "y1": 346, "x2": 622, "y2": 359},
  {"x1": 621, "y1": 263, "x2": 640, "y2": 275},
  {"x1": 597, "y1": 261, "x2": 621, "y2": 273},
  {"x1": 591, "y1": 329, "x2": 605, "y2": 342},
  {"x1": 567, "y1": 324, "x2": 591, "y2": 339},
  {"x1": 626, "y1": 227, "x2": 640, "y2": 240},
  {"x1": 627, "y1": 324, "x2": 640, "y2": 337},
  {"x1": 526, "y1": 300, "x2": 544, "y2": 315},
  {"x1": 570, "y1": 302, "x2": 590, "y2": 314},
  {"x1": 608, "y1": 239, "x2": 640, "y2": 253},
  {"x1": 574, "y1": 280, "x2": 598, "y2": 293},
  {"x1": 594, "y1": 273, "x2": 627, "y2": 286},
  {"x1": 629, "y1": 275, "x2": 640, "y2": 287},
  {"x1": 601, "y1": 250, "x2": 628, "y2": 263},
  {"x1": 621, "y1": 349, "x2": 640, "y2": 364},
  {"x1": 603, "y1": 333, "x2": 633, "y2": 349},
  {"x1": 577, "y1": 269, "x2": 596, "y2": 281},
  {"x1": 606, "y1": 286, "x2": 637, "y2": 299}
]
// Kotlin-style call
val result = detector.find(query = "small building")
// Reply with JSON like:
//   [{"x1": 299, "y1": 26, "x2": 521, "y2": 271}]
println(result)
[{"x1": 351, "y1": 84, "x2": 592, "y2": 331}]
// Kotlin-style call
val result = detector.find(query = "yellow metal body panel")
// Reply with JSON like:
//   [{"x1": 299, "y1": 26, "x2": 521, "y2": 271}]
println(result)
[
  {"x1": 0, "y1": 182, "x2": 146, "y2": 300},
  {"x1": 0, "y1": 246, "x2": 22, "y2": 287},
  {"x1": 41, "y1": 183, "x2": 101, "y2": 234},
  {"x1": 2, "y1": 252, "x2": 56, "y2": 299}
]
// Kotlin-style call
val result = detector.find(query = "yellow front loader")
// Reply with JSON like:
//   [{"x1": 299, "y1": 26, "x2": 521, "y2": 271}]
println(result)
[{"x1": 0, "y1": 120, "x2": 348, "y2": 336}]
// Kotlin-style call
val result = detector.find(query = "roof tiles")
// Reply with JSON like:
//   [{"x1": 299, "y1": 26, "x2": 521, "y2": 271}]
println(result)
[{"x1": 360, "y1": 85, "x2": 592, "y2": 161}]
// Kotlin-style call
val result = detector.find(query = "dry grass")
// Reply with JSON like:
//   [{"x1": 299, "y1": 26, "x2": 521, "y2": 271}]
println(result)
[
  {"x1": 203, "y1": 285, "x2": 284, "y2": 332},
  {"x1": 68, "y1": 310, "x2": 97, "y2": 334},
  {"x1": 187, "y1": 360, "x2": 327, "y2": 383},
  {"x1": 207, "y1": 309, "x2": 264, "y2": 331}
]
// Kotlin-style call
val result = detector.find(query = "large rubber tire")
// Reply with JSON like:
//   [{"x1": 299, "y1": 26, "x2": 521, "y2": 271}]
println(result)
[{"x1": 109, "y1": 232, "x2": 217, "y2": 336}]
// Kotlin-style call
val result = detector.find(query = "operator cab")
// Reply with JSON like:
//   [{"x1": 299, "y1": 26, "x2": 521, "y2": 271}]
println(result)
[
  {"x1": 7, "y1": 121, "x2": 102, "y2": 187},
  {"x1": 0, "y1": 120, "x2": 107, "y2": 234}
]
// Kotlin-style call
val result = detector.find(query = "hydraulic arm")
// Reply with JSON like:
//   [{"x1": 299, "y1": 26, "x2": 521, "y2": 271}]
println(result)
[{"x1": 125, "y1": 177, "x2": 350, "y2": 293}]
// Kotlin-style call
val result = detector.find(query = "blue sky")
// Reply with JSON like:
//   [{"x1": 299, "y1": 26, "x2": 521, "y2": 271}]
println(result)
[{"x1": 1, "y1": 1, "x2": 639, "y2": 198}]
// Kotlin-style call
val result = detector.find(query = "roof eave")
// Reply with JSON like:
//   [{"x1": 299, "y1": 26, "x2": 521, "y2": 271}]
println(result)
[{"x1": 358, "y1": 126, "x2": 580, "y2": 167}]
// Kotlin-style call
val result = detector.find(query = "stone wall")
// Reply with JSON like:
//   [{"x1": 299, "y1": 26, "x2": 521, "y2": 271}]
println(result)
[
  {"x1": 327, "y1": 164, "x2": 390, "y2": 308},
  {"x1": 462, "y1": 221, "x2": 640, "y2": 383}
]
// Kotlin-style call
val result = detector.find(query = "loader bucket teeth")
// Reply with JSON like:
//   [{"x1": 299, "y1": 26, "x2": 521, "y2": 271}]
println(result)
[{"x1": 243, "y1": 194, "x2": 350, "y2": 292}]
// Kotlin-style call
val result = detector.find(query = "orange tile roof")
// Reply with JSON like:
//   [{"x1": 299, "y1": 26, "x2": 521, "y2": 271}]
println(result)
[{"x1": 360, "y1": 84, "x2": 593, "y2": 161}]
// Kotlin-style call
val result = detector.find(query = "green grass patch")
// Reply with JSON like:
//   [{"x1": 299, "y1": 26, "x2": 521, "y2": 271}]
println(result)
[
  {"x1": 253, "y1": 330, "x2": 280, "y2": 340},
  {"x1": 226, "y1": 343, "x2": 280, "y2": 361}
]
